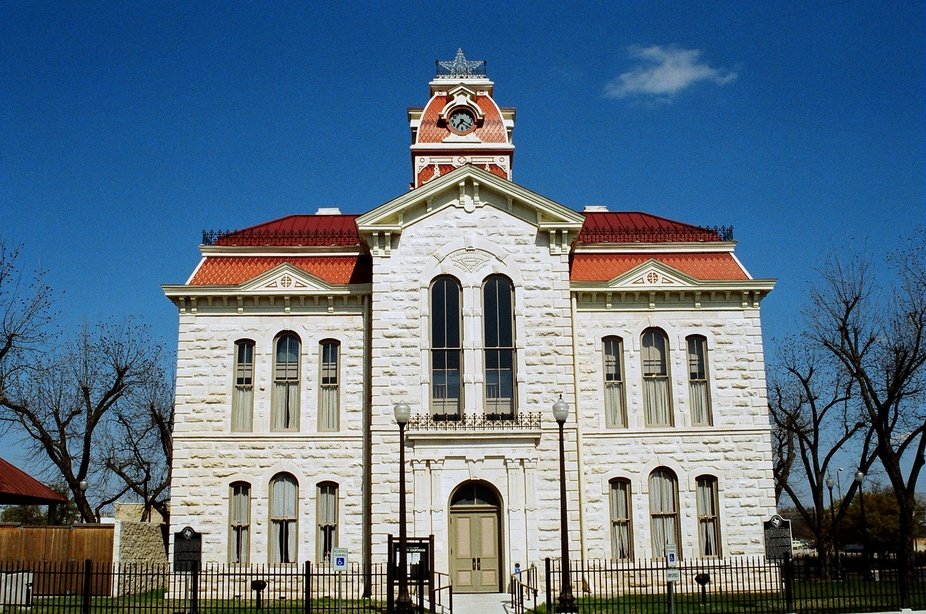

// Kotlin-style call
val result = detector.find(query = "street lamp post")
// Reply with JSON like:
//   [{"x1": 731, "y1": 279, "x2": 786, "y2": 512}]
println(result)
[
  {"x1": 394, "y1": 402, "x2": 413, "y2": 614},
  {"x1": 552, "y1": 395, "x2": 576, "y2": 613},
  {"x1": 854, "y1": 470, "x2": 870, "y2": 580},
  {"x1": 826, "y1": 476, "x2": 839, "y2": 576}
]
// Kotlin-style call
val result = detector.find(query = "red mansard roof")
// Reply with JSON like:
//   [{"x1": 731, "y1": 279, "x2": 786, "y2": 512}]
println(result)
[
  {"x1": 416, "y1": 95, "x2": 509, "y2": 144},
  {"x1": 209, "y1": 215, "x2": 362, "y2": 247},
  {"x1": 190, "y1": 256, "x2": 371, "y2": 285},
  {"x1": 577, "y1": 212, "x2": 727, "y2": 244},
  {"x1": 0, "y1": 457, "x2": 68, "y2": 505},
  {"x1": 571, "y1": 253, "x2": 748, "y2": 282}
]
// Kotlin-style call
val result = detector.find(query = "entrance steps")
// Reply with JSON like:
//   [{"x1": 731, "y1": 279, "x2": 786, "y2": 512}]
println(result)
[{"x1": 452, "y1": 592, "x2": 511, "y2": 614}]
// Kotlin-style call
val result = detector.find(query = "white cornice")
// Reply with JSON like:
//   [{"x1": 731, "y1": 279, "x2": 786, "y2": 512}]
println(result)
[
  {"x1": 199, "y1": 245, "x2": 365, "y2": 257},
  {"x1": 410, "y1": 143, "x2": 515, "y2": 152},
  {"x1": 573, "y1": 242, "x2": 737, "y2": 254}
]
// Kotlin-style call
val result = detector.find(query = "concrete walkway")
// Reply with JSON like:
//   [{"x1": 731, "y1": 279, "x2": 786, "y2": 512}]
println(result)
[{"x1": 452, "y1": 592, "x2": 511, "y2": 614}]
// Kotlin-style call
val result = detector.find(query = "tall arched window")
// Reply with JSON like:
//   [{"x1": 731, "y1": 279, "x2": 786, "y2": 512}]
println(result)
[
  {"x1": 272, "y1": 333, "x2": 300, "y2": 431},
  {"x1": 228, "y1": 482, "x2": 250, "y2": 564},
  {"x1": 602, "y1": 337, "x2": 626, "y2": 428},
  {"x1": 687, "y1": 335, "x2": 712, "y2": 426},
  {"x1": 431, "y1": 277, "x2": 462, "y2": 417},
  {"x1": 696, "y1": 475, "x2": 721, "y2": 556},
  {"x1": 483, "y1": 275, "x2": 516, "y2": 417},
  {"x1": 316, "y1": 481, "x2": 339, "y2": 563},
  {"x1": 269, "y1": 473, "x2": 298, "y2": 563},
  {"x1": 649, "y1": 468, "x2": 680, "y2": 558},
  {"x1": 609, "y1": 478, "x2": 633, "y2": 560},
  {"x1": 232, "y1": 340, "x2": 255, "y2": 432},
  {"x1": 319, "y1": 340, "x2": 340, "y2": 431},
  {"x1": 641, "y1": 328, "x2": 672, "y2": 426}
]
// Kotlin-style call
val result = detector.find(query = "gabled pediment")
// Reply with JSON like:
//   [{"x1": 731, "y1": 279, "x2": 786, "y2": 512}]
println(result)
[
  {"x1": 356, "y1": 165, "x2": 584, "y2": 256},
  {"x1": 239, "y1": 263, "x2": 336, "y2": 293},
  {"x1": 607, "y1": 259, "x2": 700, "y2": 288}
]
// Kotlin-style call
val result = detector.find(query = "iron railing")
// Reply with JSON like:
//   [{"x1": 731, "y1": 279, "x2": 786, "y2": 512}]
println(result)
[
  {"x1": 544, "y1": 554, "x2": 926, "y2": 613},
  {"x1": 201, "y1": 228, "x2": 361, "y2": 247},
  {"x1": 579, "y1": 224, "x2": 734, "y2": 244},
  {"x1": 510, "y1": 564, "x2": 539, "y2": 614},
  {"x1": 406, "y1": 412, "x2": 542, "y2": 431}
]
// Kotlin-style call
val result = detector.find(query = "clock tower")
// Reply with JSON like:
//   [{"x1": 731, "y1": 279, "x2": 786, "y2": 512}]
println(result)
[{"x1": 408, "y1": 50, "x2": 515, "y2": 188}]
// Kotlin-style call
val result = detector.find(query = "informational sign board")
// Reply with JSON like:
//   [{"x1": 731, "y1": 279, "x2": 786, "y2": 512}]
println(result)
[
  {"x1": 666, "y1": 568, "x2": 681, "y2": 583},
  {"x1": 332, "y1": 547, "x2": 349, "y2": 571},
  {"x1": 173, "y1": 526, "x2": 202, "y2": 572},
  {"x1": 764, "y1": 514, "x2": 793, "y2": 560},
  {"x1": 392, "y1": 541, "x2": 431, "y2": 580},
  {"x1": 665, "y1": 544, "x2": 678, "y2": 567}
]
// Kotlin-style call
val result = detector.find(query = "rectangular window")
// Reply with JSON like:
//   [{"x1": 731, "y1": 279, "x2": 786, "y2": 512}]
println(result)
[
  {"x1": 687, "y1": 336, "x2": 712, "y2": 426},
  {"x1": 649, "y1": 469, "x2": 680, "y2": 559},
  {"x1": 697, "y1": 477, "x2": 721, "y2": 556},
  {"x1": 431, "y1": 278, "x2": 462, "y2": 418},
  {"x1": 609, "y1": 479, "x2": 633, "y2": 560},
  {"x1": 484, "y1": 276, "x2": 516, "y2": 418},
  {"x1": 270, "y1": 475, "x2": 298, "y2": 563},
  {"x1": 642, "y1": 329, "x2": 672, "y2": 426},
  {"x1": 319, "y1": 341, "x2": 339, "y2": 431},
  {"x1": 272, "y1": 334, "x2": 300, "y2": 431},
  {"x1": 232, "y1": 341, "x2": 254, "y2": 432},
  {"x1": 229, "y1": 483, "x2": 250, "y2": 564},
  {"x1": 317, "y1": 483, "x2": 338, "y2": 563},
  {"x1": 603, "y1": 337, "x2": 626, "y2": 428}
]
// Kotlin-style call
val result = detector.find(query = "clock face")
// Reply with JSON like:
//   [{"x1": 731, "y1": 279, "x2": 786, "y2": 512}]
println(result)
[{"x1": 448, "y1": 109, "x2": 476, "y2": 133}]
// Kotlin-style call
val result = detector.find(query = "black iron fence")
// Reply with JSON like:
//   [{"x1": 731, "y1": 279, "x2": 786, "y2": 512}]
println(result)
[
  {"x1": 545, "y1": 554, "x2": 926, "y2": 613},
  {"x1": 0, "y1": 560, "x2": 393, "y2": 613}
]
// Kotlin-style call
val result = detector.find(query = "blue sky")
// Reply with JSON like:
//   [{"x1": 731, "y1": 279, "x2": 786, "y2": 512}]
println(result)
[{"x1": 1, "y1": 2, "x2": 924, "y2": 488}]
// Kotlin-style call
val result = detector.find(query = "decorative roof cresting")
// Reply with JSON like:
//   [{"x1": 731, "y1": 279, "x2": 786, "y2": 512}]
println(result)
[{"x1": 436, "y1": 49, "x2": 487, "y2": 79}]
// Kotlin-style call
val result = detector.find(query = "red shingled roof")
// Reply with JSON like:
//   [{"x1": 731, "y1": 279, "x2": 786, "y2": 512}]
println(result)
[
  {"x1": 0, "y1": 458, "x2": 68, "y2": 505},
  {"x1": 212, "y1": 215, "x2": 361, "y2": 247},
  {"x1": 571, "y1": 253, "x2": 748, "y2": 282},
  {"x1": 577, "y1": 212, "x2": 726, "y2": 244},
  {"x1": 190, "y1": 256, "x2": 371, "y2": 285}
]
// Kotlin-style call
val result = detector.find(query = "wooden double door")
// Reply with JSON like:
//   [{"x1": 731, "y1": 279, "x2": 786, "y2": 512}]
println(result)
[{"x1": 449, "y1": 483, "x2": 502, "y2": 593}]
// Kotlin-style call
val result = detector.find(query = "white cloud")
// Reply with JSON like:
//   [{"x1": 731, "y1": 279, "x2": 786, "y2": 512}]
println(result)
[{"x1": 604, "y1": 45, "x2": 737, "y2": 100}]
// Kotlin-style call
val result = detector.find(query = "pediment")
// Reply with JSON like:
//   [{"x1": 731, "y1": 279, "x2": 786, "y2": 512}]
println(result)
[
  {"x1": 607, "y1": 260, "x2": 699, "y2": 288},
  {"x1": 239, "y1": 263, "x2": 335, "y2": 293},
  {"x1": 357, "y1": 165, "x2": 584, "y2": 234}
]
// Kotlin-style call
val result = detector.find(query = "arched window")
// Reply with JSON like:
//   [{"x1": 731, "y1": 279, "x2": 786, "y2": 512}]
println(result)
[
  {"x1": 228, "y1": 482, "x2": 250, "y2": 564},
  {"x1": 602, "y1": 337, "x2": 626, "y2": 428},
  {"x1": 319, "y1": 340, "x2": 340, "y2": 431},
  {"x1": 431, "y1": 277, "x2": 462, "y2": 418},
  {"x1": 649, "y1": 468, "x2": 680, "y2": 558},
  {"x1": 269, "y1": 473, "x2": 298, "y2": 563},
  {"x1": 641, "y1": 328, "x2": 672, "y2": 426},
  {"x1": 609, "y1": 478, "x2": 633, "y2": 560},
  {"x1": 696, "y1": 475, "x2": 721, "y2": 556},
  {"x1": 687, "y1": 335, "x2": 712, "y2": 426},
  {"x1": 483, "y1": 275, "x2": 516, "y2": 417},
  {"x1": 317, "y1": 481, "x2": 339, "y2": 563},
  {"x1": 272, "y1": 333, "x2": 300, "y2": 431},
  {"x1": 232, "y1": 340, "x2": 255, "y2": 432}
]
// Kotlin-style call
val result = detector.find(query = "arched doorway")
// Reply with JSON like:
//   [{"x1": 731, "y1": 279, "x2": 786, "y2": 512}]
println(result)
[{"x1": 449, "y1": 481, "x2": 503, "y2": 593}]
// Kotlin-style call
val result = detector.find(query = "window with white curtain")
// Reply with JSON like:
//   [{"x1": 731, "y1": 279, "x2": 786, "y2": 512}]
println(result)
[
  {"x1": 609, "y1": 478, "x2": 633, "y2": 560},
  {"x1": 649, "y1": 468, "x2": 680, "y2": 559},
  {"x1": 696, "y1": 476, "x2": 721, "y2": 557},
  {"x1": 272, "y1": 333, "x2": 300, "y2": 431},
  {"x1": 483, "y1": 275, "x2": 516, "y2": 417},
  {"x1": 431, "y1": 277, "x2": 462, "y2": 417},
  {"x1": 270, "y1": 473, "x2": 298, "y2": 563},
  {"x1": 642, "y1": 328, "x2": 672, "y2": 426},
  {"x1": 316, "y1": 482, "x2": 338, "y2": 563},
  {"x1": 319, "y1": 340, "x2": 339, "y2": 431},
  {"x1": 602, "y1": 337, "x2": 626, "y2": 428},
  {"x1": 687, "y1": 336, "x2": 712, "y2": 426},
  {"x1": 231, "y1": 340, "x2": 254, "y2": 432},
  {"x1": 229, "y1": 482, "x2": 250, "y2": 564}
]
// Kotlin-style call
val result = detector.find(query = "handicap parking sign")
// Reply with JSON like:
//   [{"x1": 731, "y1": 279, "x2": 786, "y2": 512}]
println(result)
[{"x1": 332, "y1": 547, "x2": 349, "y2": 571}]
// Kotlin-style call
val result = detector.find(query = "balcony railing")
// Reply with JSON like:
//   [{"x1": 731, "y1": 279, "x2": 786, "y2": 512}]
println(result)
[{"x1": 407, "y1": 412, "x2": 542, "y2": 431}]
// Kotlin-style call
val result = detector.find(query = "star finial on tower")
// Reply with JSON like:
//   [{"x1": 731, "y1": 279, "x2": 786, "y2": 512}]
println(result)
[{"x1": 436, "y1": 49, "x2": 487, "y2": 78}]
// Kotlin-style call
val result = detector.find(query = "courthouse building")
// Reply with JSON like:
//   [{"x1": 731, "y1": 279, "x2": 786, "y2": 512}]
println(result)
[{"x1": 163, "y1": 51, "x2": 776, "y2": 592}]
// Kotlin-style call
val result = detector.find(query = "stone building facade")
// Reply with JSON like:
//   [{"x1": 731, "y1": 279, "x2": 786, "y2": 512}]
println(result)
[{"x1": 163, "y1": 51, "x2": 776, "y2": 592}]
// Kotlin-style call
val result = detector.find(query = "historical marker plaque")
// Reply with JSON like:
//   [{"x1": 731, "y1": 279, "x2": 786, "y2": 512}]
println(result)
[
  {"x1": 763, "y1": 514, "x2": 793, "y2": 561},
  {"x1": 173, "y1": 526, "x2": 203, "y2": 572}
]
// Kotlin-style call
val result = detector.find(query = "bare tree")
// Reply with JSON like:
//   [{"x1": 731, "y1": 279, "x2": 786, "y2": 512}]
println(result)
[
  {"x1": 0, "y1": 321, "x2": 161, "y2": 522},
  {"x1": 811, "y1": 235, "x2": 926, "y2": 600},
  {"x1": 105, "y1": 373, "x2": 173, "y2": 526},
  {"x1": 768, "y1": 341, "x2": 875, "y2": 574}
]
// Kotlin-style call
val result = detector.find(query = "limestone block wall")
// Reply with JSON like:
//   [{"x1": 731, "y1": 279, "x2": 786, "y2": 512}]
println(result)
[
  {"x1": 171, "y1": 304, "x2": 367, "y2": 564},
  {"x1": 367, "y1": 194, "x2": 578, "y2": 567}
]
